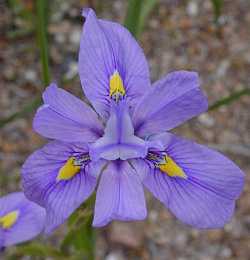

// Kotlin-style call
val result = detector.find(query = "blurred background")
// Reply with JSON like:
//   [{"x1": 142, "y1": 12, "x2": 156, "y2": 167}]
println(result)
[{"x1": 0, "y1": 0, "x2": 250, "y2": 259}]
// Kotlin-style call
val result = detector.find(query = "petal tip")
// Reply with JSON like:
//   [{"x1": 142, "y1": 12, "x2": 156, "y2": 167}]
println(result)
[
  {"x1": 43, "y1": 82, "x2": 58, "y2": 95},
  {"x1": 81, "y1": 8, "x2": 94, "y2": 18}
]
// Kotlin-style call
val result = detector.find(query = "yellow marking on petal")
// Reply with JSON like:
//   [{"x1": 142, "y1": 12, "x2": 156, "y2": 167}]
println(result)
[
  {"x1": 109, "y1": 71, "x2": 126, "y2": 98},
  {"x1": 0, "y1": 210, "x2": 19, "y2": 229},
  {"x1": 57, "y1": 157, "x2": 81, "y2": 181},
  {"x1": 159, "y1": 155, "x2": 187, "y2": 179}
]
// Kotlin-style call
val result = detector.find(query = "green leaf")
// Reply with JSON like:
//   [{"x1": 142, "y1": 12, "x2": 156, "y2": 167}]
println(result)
[
  {"x1": 0, "y1": 0, "x2": 50, "y2": 129},
  {"x1": 137, "y1": 0, "x2": 157, "y2": 36},
  {"x1": 61, "y1": 194, "x2": 96, "y2": 260},
  {"x1": 7, "y1": 0, "x2": 35, "y2": 39},
  {"x1": 124, "y1": 0, "x2": 143, "y2": 37},
  {"x1": 7, "y1": 0, "x2": 34, "y2": 21},
  {"x1": 61, "y1": 213, "x2": 95, "y2": 260},
  {"x1": 124, "y1": 0, "x2": 157, "y2": 38},
  {"x1": 13, "y1": 243, "x2": 64, "y2": 258},
  {"x1": 0, "y1": 97, "x2": 41, "y2": 128},
  {"x1": 211, "y1": 0, "x2": 224, "y2": 23},
  {"x1": 36, "y1": 0, "x2": 50, "y2": 86},
  {"x1": 209, "y1": 88, "x2": 250, "y2": 111}
]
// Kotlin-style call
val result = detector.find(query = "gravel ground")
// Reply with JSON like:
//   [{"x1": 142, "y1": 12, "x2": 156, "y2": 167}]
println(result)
[{"x1": 1, "y1": 0, "x2": 250, "y2": 259}]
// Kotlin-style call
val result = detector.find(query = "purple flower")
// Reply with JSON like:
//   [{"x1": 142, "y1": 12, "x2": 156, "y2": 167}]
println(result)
[
  {"x1": 0, "y1": 192, "x2": 45, "y2": 247},
  {"x1": 21, "y1": 8, "x2": 244, "y2": 232}
]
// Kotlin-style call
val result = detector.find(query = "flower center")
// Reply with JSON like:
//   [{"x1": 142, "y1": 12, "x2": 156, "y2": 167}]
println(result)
[
  {"x1": 147, "y1": 151, "x2": 187, "y2": 179},
  {"x1": 89, "y1": 101, "x2": 148, "y2": 161},
  {"x1": 0, "y1": 210, "x2": 19, "y2": 229},
  {"x1": 56, "y1": 155, "x2": 90, "y2": 181},
  {"x1": 109, "y1": 70, "x2": 126, "y2": 102}
]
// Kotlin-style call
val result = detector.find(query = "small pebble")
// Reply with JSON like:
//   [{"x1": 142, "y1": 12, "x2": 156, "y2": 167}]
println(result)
[{"x1": 187, "y1": 1, "x2": 199, "y2": 17}]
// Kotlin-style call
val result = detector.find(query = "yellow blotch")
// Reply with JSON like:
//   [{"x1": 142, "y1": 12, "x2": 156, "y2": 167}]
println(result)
[
  {"x1": 109, "y1": 71, "x2": 126, "y2": 98},
  {"x1": 159, "y1": 155, "x2": 187, "y2": 179},
  {"x1": 0, "y1": 210, "x2": 19, "y2": 229},
  {"x1": 57, "y1": 157, "x2": 81, "y2": 181}
]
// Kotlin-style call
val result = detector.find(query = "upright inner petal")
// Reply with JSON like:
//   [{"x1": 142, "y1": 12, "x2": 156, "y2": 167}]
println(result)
[
  {"x1": 89, "y1": 100, "x2": 148, "y2": 161},
  {"x1": 0, "y1": 210, "x2": 19, "y2": 229}
]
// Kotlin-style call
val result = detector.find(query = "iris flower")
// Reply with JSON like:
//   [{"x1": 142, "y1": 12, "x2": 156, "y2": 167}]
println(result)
[
  {"x1": 22, "y1": 8, "x2": 244, "y2": 233},
  {"x1": 0, "y1": 192, "x2": 45, "y2": 247}
]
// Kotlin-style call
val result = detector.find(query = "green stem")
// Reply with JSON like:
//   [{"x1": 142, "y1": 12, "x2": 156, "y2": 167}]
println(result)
[
  {"x1": 60, "y1": 194, "x2": 96, "y2": 259},
  {"x1": 211, "y1": 0, "x2": 223, "y2": 24},
  {"x1": 209, "y1": 88, "x2": 250, "y2": 111},
  {"x1": 0, "y1": 97, "x2": 41, "y2": 128},
  {"x1": 124, "y1": 0, "x2": 143, "y2": 38},
  {"x1": 137, "y1": 0, "x2": 157, "y2": 36},
  {"x1": 0, "y1": 0, "x2": 50, "y2": 128},
  {"x1": 36, "y1": 0, "x2": 50, "y2": 86}
]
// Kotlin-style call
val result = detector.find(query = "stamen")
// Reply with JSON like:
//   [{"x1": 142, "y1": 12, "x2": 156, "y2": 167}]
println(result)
[
  {"x1": 0, "y1": 210, "x2": 19, "y2": 229},
  {"x1": 147, "y1": 152, "x2": 187, "y2": 179},
  {"x1": 56, "y1": 155, "x2": 89, "y2": 181},
  {"x1": 73, "y1": 154, "x2": 90, "y2": 166},
  {"x1": 109, "y1": 70, "x2": 126, "y2": 102}
]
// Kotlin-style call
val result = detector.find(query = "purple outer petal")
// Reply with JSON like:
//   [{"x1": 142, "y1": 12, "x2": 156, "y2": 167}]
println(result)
[
  {"x1": 93, "y1": 160, "x2": 147, "y2": 227},
  {"x1": 89, "y1": 100, "x2": 147, "y2": 161},
  {"x1": 79, "y1": 8, "x2": 150, "y2": 119},
  {"x1": 21, "y1": 141, "x2": 99, "y2": 233},
  {"x1": 132, "y1": 71, "x2": 208, "y2": 137},
  {"x1": 144, "y1": 133, "x2": 245, "y2": 229},
  {"x1": 0, "y1": 192, "x2": 45, "y2": 247},
  {"x1": 33, "y1": 83, "x2": 103, "y2": 142},
  {"x1": 0, "y1": 229, "x2": 3, "y2": 248}
]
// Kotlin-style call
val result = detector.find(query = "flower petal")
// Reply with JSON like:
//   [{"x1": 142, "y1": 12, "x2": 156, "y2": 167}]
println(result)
[
  {"x1": 79, "y1": 8, "x2": 150, "y2": 119},
  {"x1": 144, "y1": 133, "x2": 245, "y2": 228},
  {"x1": 0, "y1": 192, "x2": 45, "y2": 247},
  {"x1": 93, "y1": 160, "x2": 147, "y2": 227},
  {"x1": 132, "y1": 71, "x2": 208, "y2": 137},
  {"x1": 21, "y1": 142, "x2": 98, "y2": 233},
  {"x1": 0, "y1": 229, "x2": 3, "y2": 248},
  {"x1": 33, "y1": 83, "x2": 103, "y2": 142}
]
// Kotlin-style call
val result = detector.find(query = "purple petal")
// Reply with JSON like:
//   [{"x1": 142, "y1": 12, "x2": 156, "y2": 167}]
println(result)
[
  {"x1": 144, "y1": 133, "x2": 244, "y2": 228},
  {"x1": 89, "y1": 100, "x2": 147, "y2": 161},
  {"x1": 21, "y1": 142, "x2": 99, "y2": 233},
  {"x1": 0, "y1": 192, "x2": 45, "y2": 247},
  {"x1": 0, "y1": 229, "x2": 3, "y2": 248},
  {"x1": 33, "y1": 83, "x2": 103, "y2": 142},
  {"x1": 79, "y1": 8, "x2": 150, "y2": 119},
  {"x1": 93, "y1": 160, "x2": 147, "y2": 227},
  {"x1": 132, "y1": 71, "x2": 208, "y2": 137}
]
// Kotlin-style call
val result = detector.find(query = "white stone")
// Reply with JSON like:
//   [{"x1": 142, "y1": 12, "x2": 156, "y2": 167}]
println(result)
[
  {"x1": 198, "y1": 113, "x2": 215, "y2": 127},
  {"x1": 187, "y1": 1, "x2": 199, "y2": 17}
]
